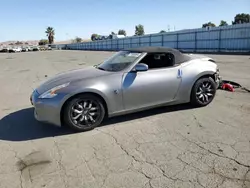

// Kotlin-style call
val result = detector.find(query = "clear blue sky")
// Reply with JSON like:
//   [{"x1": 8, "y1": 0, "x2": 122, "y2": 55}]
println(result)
[{"x1": 0, "y1": 0, "x2": 249, "y2": 42}]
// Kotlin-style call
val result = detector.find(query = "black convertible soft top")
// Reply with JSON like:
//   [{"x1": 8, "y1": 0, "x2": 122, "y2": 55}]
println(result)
[{"x1": 125, "y1": 46, "x2": 191, "y2": 65}]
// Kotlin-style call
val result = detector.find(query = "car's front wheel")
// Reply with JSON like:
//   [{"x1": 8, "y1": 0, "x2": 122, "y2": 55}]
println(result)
[
  {"x1": 191, "y1": 77, "x2": 216, "y2": 107},
  {"x1": 63, "y1": 94, "x2": 105, "y2": 131}
]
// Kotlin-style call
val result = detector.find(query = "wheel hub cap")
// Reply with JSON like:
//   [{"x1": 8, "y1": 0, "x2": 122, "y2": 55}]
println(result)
[
  {"x1": 196, "y1": 81, "x2": 215, "y2": 104},
  {"x1": 83, "y1": 110, "x2": 88, "y2": 115},
  {"x1": 70, "y1": 100, "x2": 100, "y2": 127}
]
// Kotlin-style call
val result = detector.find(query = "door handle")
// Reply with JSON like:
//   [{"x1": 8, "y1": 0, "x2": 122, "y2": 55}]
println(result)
[{"x1": 177, "y1": 69, "x2": 182, "y2": 78}]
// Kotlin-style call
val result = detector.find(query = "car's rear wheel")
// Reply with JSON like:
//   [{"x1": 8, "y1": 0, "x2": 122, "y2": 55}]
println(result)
[
  {"x1": 63, "y1": 94, "x2": 105, "y2": 131},
  {"x1": 191, "y1": 77, "x2": 216, "y2": 107}
]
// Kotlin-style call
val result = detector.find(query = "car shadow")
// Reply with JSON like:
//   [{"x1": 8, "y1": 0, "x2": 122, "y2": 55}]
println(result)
[
  {"x1": 0, "y1": 104, "x2": 196, "y2": 141},
  {"x1": 101, "y1": 103, "x2": 195, "y2": 126},
  {"x1": 0, "y1": 108, "x2": 74, "y2": 142}
]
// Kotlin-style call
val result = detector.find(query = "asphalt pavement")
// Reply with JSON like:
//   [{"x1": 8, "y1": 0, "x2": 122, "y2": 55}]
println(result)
[{"x1": 0, "y1": 50, "x2": 249, "y2": 188}]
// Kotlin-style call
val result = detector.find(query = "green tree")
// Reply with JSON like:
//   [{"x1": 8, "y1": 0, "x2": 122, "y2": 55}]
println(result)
[
  {"x1": 159, "y1": 30, "x2": 166, "y2": 33},
  {"x1": 91, "y1": 33, "x2": 98, "y2": 41},
  {"x1": 135, "y1": 24, "x2": 145, "y2": 36},
  {"x1": 38, "y1": 39, "x2": 49, "y2": 45},
  {"x1": 118, "y1": 29, "x2": 126, "y2": 36},
  {"x1": 232, "y1": 13, "x2": 250, "y2": 24},
  {"x1": 202, "y1": 22, "x2": 216, "y2": 28},
  {"x1": 111, "y1": 31, "x2": 116, "y2": 35},
  {"x1": 74, "y1": 37, "x2": 82, "y2": 43},
  {"x1": 45, "y1": 27, "x2": 55, "y2": 44},
  {"x1": 219, "y1": 20, "x2": 228, "y2": 26}
]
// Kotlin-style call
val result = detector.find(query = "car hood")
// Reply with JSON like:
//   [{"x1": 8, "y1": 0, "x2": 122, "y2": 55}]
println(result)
[{"x1": 36, "y1": 66, "x2": 110, "y2": 94}]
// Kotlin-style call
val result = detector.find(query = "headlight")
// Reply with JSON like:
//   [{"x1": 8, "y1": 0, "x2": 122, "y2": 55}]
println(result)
[{"x1": 39, "y1": 83, "x2": 70, "y2": 99}]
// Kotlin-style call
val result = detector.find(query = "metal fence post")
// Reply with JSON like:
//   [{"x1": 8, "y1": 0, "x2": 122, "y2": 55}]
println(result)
[
  {"x1": 218, "y1": 28, "x2": 222, "y2": 52},
  {"x1": 195, "y1": 32, "x2": 197, "y2": 52},
  {"x1": 161, "y1": 34, "x2": 164, "y2": 46},
  {"x1": 149, "y1": 35, "x2": 152, "y2": 46},
  {"x1": 176, "y1": 33, "x2": 179, "y2": 49}
]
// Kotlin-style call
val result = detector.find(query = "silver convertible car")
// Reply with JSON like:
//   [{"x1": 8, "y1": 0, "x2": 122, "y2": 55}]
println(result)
[{"x1": 30, "y1": 47, "x2": 220, "y2": 131}]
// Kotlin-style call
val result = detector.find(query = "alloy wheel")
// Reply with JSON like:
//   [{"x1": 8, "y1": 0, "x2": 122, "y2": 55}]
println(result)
[
  {"x1": 196, "y1": 81, "x2": 215, "y2": 104},
  {"x1": 70, "y1": 99, "x2": 101, "y2": 128}
]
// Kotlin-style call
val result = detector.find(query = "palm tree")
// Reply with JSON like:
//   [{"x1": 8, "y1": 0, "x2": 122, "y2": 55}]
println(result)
[{"x1": 45, "y1": 27, "x2": 55, "y2": 44}]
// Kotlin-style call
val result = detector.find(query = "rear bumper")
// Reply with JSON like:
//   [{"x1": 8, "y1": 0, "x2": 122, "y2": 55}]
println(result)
[
  {"x1": 214, "y1": 71, "x2": 221, "y2": 89},
  {"x1": 30, "y1": 90, "x2": 62, "y2": 126}
]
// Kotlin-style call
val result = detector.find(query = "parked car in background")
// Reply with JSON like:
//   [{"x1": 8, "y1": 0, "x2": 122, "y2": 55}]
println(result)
[
  {"x1": 27, "y1": 46, "x2": 33, "y2": 51},
  {"x1": 39, "y1": 46, "x2": 46, "y2": 51},
  {"x1": 15, "y1": 47, "x2": 22, "y2": 52},
  {"x1": 45, "y1": 44, "x2": 52, "y2": 50},
  {"x1": 22, "y1": 47, "x2": 28, "y2": 52},
  {"x1": 8, "y1": 47, "x2": 16, "y2": 53},
  {"x1": 30, "y1": 47, "x2": 221, "y2": 131},
  {"x1": 33, "y1": 46, "x2": 40, "y2": 51},
  {"x1": 0, "y1": 47, "x2": 9, "y2": 53},
  {"x1": 9, "y1": 46, "x2": 22, "y2": 53},
  {"x1": 8, "y1": 48, "x2": 13, "y2": 53}
]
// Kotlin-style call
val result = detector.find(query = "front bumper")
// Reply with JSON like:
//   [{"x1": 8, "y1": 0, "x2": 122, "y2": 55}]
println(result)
[{"x1": 30, "y1": 90, "x2": 62, "y2": 126}]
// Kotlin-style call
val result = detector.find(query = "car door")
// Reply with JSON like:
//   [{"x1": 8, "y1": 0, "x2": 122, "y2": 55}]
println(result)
[{"x1": 122, "y1": 65, "x2": 182, "y2": 110}]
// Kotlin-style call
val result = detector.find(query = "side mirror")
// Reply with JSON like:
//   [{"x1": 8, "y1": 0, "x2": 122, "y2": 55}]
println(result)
[{"x1": 134, "y1": 63, "x2": 148, "y2": 72}]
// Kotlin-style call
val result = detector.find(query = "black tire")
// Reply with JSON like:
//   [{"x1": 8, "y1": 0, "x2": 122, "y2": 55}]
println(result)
[
  {"x1": 63, "y1": 94, "x2": 105, "y2": 131},
  {"x1": 191, "y1": 77, "x2": 216, "y2": 107}
]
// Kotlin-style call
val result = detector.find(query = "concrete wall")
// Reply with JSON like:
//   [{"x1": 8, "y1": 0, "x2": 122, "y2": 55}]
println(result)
[{"x1": 58, "y1": 23, "x2": 250, "y2": 53}]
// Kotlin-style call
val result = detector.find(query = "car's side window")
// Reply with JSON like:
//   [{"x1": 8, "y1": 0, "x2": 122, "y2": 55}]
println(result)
[{"x1": 139, "y1": 52, "x2": 175, "y2": 70}]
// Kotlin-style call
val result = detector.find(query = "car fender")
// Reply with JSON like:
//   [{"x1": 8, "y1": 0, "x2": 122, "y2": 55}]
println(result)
[
  {"x1": 58, "y1": 73, "x2": 123, "y2": 115},
  {"x1": 59, "y1": 87, "x2": 110, "y2": 114},
  {"x1": 192, "y1": 70, "x2": 216, "y2": 86},
  {"x1": 177, "y1": 60, "x2": 217, "y2": 102}
]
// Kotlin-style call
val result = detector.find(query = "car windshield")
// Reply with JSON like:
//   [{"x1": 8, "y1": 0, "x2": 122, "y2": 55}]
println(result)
[{"x1": 97, "y1": 51, "x2": 142, "y2": 72}]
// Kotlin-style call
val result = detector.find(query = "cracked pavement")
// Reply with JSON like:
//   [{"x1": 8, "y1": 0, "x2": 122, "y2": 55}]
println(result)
[{"x1": 0, "y1": 51, "x2": 250, "y2": 188}]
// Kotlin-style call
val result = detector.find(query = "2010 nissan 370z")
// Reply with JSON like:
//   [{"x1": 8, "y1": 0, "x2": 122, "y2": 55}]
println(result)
[{"x1": 30, "y1": 47, "x2": 221, "y2": 131}]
